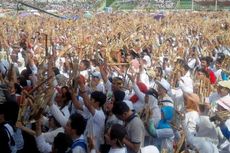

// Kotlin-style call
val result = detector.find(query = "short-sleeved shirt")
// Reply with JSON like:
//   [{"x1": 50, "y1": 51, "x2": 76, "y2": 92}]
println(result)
[
  {"x1": 125, "y1": 113, "x2": 145, "y2": 153},
  {"x1": 85, "y1": 109, "x2": 105, "y2": 150}
]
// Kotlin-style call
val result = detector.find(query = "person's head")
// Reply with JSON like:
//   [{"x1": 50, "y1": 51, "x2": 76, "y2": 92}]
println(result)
[
  {"x1": 181, "y1": 62, "x2": 190, "y2": 75},
  {"x1": 80, "y1": 60, "x2": 90, "y2": 71},
  {"x1": 112, "y1": 102, "x2": 131, "y2": 121},
  {"x1": 218, "y1": 80, "x2": 230, "y2": 97},
  {"x1": 155, "y1": 67, "x2": 163, "y2": 78},
  {"x1": 48, "y1": 116, "x2": 61, "y2": 129},
  {"x1": 183, "y1": 93, "x2": 200, "y2": 112},
  {"x1": 113, "y1": 90, "x2": 125, "y2": 103},
  {"x1": 201, "y1": 56, "x2": 212, "y2": 68},
  {"x1": 91, "y1": 71, "x2": 101, "y2": 85},
  {"x1": 90, "y1": 91, "x2": 107, "y2": 108},
  {"x1": 215, "y1": 58, "x2": 223, "y2": 69},
  {"x1": 195, "y1": 68, "x2": 209, "y2": 79},
  {"x1": 52, "y1": 133, "x2": 72, "y2": 153},
  {"x1": 161, "y1": 106, "x2": 174, "y2": 121},
  {"x1": 65, "y1": 113, "x2": 87, "y2": 139},
  {"x1": 111, "y1": 77, "x2": 124, "y2": 92},
  {"x1": 156, "y1": 79, "x2": 170, "y2": 97},
  {"x1": 60, "y1": 86, "x2": 71, "y2": 107},
  {"x1": 107, "y1": 124, "x2": 126, "y2": 148}
]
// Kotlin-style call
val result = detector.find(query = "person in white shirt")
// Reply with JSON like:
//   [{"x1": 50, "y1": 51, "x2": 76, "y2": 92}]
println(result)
[
  {"x1": 106, "y1": 124, "x2": 127, "y2": 153},
  {"x1": 183, "y1": 92, "x2": 200, "y2": 135},
  {"x1": 77, "y1": 76, "x2": 107, "y2": 151},
  {"x1": 35, "y1": 117, "x2": 72, "y2": 153},
  {"x1": 156, "y1": 79, "x2": 174, "y2": 108},
  {"x1": 79, "y1": 60, "x2": 90, "y2": 80},
  {"x1": 90, "y1": 71, "x2": 105, "y2": 93}
]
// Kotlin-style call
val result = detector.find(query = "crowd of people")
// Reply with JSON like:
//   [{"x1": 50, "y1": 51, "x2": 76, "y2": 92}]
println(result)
[{"x1": 0, "y1": 10, "x2": 230, "y2": 153}]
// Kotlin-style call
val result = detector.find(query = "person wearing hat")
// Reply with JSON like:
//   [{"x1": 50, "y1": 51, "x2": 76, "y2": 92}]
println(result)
[
  {"x1": 146, "y1": 106, "x2": 175, "y2": 152},
  {"x1": 90, "y1": 71, "x2": 105, "y2": 94},
  {"x1": 183, "y1": 92, "x2": 200, "y2": 135},
  {"x1": 216, "y1": 80, "x2": 230, "y2": 111},
  {"x1": 156, "y1": 79, "x2": 174, "y2": 108}
]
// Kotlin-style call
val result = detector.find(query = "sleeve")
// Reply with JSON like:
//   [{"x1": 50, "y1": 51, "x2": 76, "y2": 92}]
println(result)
[
  {"x1": 49, "y1": 104, "x2": 68, "y2": 127},
  {"x1": 132, "y1": 83, "x2": 145, "y2": 103},
  {"x1": 188, "y1": 59, "x2": 196, "y2": 69},
  {"x1": 147, "y1": 120, "x2": 157, "y2": 137},
  {"x1": 129, "y1": 120, "x2": 143, "y2": 144},
  {"x1": 42, "y1": 128, "x2": 64, "y2": 144},
  {"x1": 93, "y1": 110, "x2": 105, "y2": 126},
  {"x1": 104, "y1": 80, "x2": 112, "y2": 93},
  {"x1": 35, "y1": 135, "x2": 52, "y2": 153},
  {"x1": 156, "y1": 128, "x2": 174, "y2": 139},
  {"x1": 72, "y1": 146, "x2": 87, "y2": 153}
]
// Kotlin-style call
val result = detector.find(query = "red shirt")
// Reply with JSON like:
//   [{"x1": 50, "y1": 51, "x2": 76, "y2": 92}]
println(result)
[{"x1": 207, "y1": 68, "x2": 216, "y2": 84}]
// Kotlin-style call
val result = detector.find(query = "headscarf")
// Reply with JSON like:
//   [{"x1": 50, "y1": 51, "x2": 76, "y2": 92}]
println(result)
[{"x1": 157, "y1": 106, "x2": 174, "y2": 129}]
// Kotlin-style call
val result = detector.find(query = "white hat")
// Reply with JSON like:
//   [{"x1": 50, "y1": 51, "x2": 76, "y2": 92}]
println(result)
[
  {"x1": 143, "y1": 55, "x2": 151, "y2": 67},
  {"x1": 91, "y1": 71, "x2": 101, "y2": 79},
  {"x1": 217, "y1": 96, "x2": 230, "y2": 111},
  {"x1": 218, "y1": 80, "x2": 230, "y2": 90},
  {"x1": 123, "y1": 100, "x2": 134, "y2": 111},
  {"x1": 141, "y1": 145, "x2": 159, "y2": 153},
  {"x1": 157, "y1": 78, "x2": 171, "y2": 91},
  {"x1": 179, "y1": 77, "x2": 193, "y2": 93}
]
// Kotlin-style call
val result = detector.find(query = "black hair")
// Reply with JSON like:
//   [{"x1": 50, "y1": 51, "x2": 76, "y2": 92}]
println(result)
[
  {"x1": 216, "y1": 58, "x2": 223, "y2": 64},
  {"x1": 110, "y1": 124, "x2": 127, "y2": 148},
  {"x1": 113, "y1": 90, "x2": 125, "y2": 102},
  {"x1": 112, "y1": 77, "x2": 123, "y2": 82},
  {"x1": 53, "y1": 67, "x2": 60, "y2": 75},
  {"x1": 19, "y1": 76, "x2": 28, "y2": 87},
  {"x1": 61, "y1": 86, "x2": 72, "y2": 107},
  {"x1": 49, "y1": 116, "x2": 61, "y2": 128},
  {"x1": 81, "y1": 60, "x2": 90, "y2": 69},
  {"x1": 2, "y1": 100, "x2": 19, "y2": 125},
  {"x1": 201, "y1": 56, "x2": 213, "y2": 66},
  {"x1": 53, "y1": 133, "x2": 72, "y2": 153},
  {"x1": 182, "y1": 62, "x2": 190, "y2": 72},
  {"x1": 196, "y1": 68, "x2": 210, "y2": 78},
  {"x1": 69, "y1": 113, "x2": 87, "y2": 136},
  {"x1": 14, "y1": 83, "x2": 22, "y2": 95},
  {"x1": 112, "y1": 102, "x2": 129, "y2": 116},
  {"x1": 156, "y1": 67, "x2": 163, "y2": 77},
  {"x1": 91, "y1": 91, "x2": 107, "y2": 107},
  {"x1": 146, "y1": 88, "x2": 159, "y2": 99}
]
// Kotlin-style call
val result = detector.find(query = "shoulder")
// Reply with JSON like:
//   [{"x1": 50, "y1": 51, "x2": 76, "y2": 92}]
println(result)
[{"x1": 72, "y1": 146, "x2": 87, "y2": 153}]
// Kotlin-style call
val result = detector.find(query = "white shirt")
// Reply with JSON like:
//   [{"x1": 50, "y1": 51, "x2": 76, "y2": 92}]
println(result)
[
  {"x1": 85, "y1": 108, "x2": 105, "y2": 150},
  {"x1": 42, "y1": 127, "x2": 64, "y2": 144},
  {"x1": 185, "y1": 111, "x2": 200, "y2": 135},
  {"x1": 187, "y1": 58, "x2": 196, "y2": 69},
  {"x1": 139, "y1": 69, "x2": 150, "y2": 88},
  {"x1": 108, "y1": 148, "x2": 126, "y2": 153},
  {"x1": 72, "y1": 135, "x2": 87, "y2": 153}
]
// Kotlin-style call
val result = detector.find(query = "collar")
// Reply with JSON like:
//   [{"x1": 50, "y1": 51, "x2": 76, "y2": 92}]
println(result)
[{"x1": 73, "y1": 134, "x2": 84, "y2": 142}]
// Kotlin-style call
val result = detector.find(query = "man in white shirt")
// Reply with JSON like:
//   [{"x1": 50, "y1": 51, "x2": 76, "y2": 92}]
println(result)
[
  {"x1": 90, "y1": 71, "x2": 105, "y2": 93},
  {"x1": 77, "y1": 77, "x2": 107, "y2": 151},
  {"x1": 65, "y1": 113, "x2": 87, "y2": 153}
]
